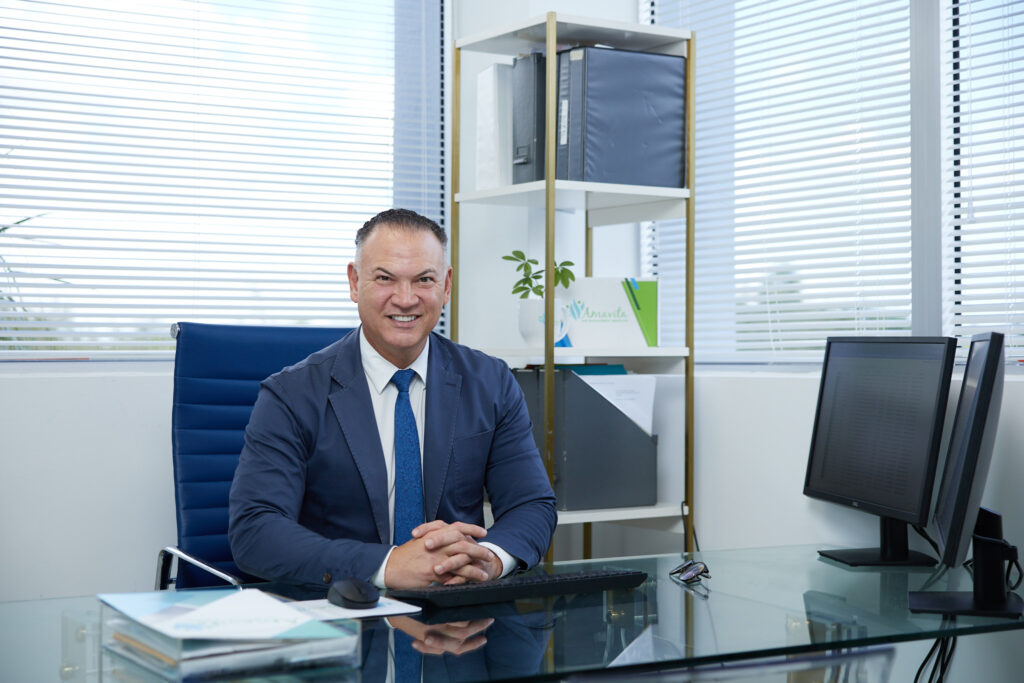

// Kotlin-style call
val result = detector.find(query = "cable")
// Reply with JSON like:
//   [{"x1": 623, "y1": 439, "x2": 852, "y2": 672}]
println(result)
[
  {"x1": 939, "y1": 637, "x2": 957, "y2": 682},
  {"x1": 1007, "y1": 557, "x2": 1023, "y2": 590},
  {"x1": 918, "y1": 564, "x2": 950, "y2": 592},
  {"x1": 914, "y1": 637, "x2": 942, "y2": 683},
  {"x1": 913, "y1": 524, "x2": 941, "y2": 560},
  {"x1": 915, "y1": 627, "x2": 958, "y2": 683}
]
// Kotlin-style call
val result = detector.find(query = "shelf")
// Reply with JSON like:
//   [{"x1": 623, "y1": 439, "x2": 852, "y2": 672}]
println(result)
[
  {"x1": 456, "y1": 180, "x2": 688, "y2": 226},
  {"x1": 457, "y1": 14, "x2": 690, "y2": 57},
  {"x1": 453, "y1": 13, "x2": 696, "y2": 555},
  {"x1": 487, "y1": 346, "x2": 689, "y2": 362},
  {"x1": 557, "y1": 503, "x2": 682, "y2": 525}
]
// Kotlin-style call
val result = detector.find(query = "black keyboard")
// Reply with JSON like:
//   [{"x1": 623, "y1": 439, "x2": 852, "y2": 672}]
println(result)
[{"x1": 387, "y1": 568, "x2": 647, "y2": 608}]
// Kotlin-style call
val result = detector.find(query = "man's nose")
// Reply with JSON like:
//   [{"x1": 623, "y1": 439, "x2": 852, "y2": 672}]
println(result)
[{"x1": 392, "y1": 280, "x2": 416, "y2": 306}]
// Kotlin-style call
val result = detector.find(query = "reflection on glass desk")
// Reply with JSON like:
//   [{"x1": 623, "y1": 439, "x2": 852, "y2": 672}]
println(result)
[{"x1": 2, "y1": 545, "x2": 1023, "y2": 681}]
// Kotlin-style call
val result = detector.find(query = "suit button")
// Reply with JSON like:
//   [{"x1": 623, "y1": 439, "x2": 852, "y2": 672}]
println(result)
[{"x1": 322, "y1": 572, "x2": 332, "y2": 584}]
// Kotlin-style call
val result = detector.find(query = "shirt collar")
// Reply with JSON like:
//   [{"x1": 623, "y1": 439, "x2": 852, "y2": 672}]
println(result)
[{"x1": 358, "y1": 326, "x2": 430, "y2": 395}]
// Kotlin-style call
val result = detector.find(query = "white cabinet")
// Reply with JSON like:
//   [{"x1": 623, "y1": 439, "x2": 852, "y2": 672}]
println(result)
[{"x1": 451, "y1": 13, "x2": 696, "y2": 551}]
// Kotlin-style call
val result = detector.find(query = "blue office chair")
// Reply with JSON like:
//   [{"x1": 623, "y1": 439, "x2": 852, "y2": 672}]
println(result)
[{"x1": 157, "y1": 321, "x2": 352, "y2": 589}]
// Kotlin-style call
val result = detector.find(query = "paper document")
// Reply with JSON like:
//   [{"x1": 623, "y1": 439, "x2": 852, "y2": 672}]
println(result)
[
  {"x1": 609, "y1": 625, "x2": 683, "y2": 667},
  {"x1": 578, "y1": 373, "x2": 657, "y2": 435},
  {"x1": 98, "y1": 588, "x2": 345, "y2": 641},
  {"x1": 291, "y1": 595, "x2": 421, "y2": 621}
]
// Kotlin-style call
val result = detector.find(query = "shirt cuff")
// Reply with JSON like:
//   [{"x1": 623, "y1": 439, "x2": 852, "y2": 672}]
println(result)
[
  {"x1": 479, "y1": 542, "x2": 518, "y2": 578},
  {"x1": 373, "y1": 546, "x2": 396, "y2": 588}
]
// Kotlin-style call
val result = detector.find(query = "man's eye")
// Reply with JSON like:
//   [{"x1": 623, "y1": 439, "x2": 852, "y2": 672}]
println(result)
[{"x1": 376, "y1": 275, "x2": 391, "y2": 282}]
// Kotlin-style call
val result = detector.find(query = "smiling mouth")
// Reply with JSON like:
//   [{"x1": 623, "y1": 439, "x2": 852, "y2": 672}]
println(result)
[{"x1": 389, "y1": 314, "x2": 418, "y2": 323}]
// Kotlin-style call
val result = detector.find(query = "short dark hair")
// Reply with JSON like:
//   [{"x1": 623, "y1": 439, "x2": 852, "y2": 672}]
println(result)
[{"x1": 355, "y1": 209, "x2": 447, "y2": 260}]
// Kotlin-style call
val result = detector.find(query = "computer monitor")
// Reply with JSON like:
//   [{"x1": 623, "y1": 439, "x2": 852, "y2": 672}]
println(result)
[
  {"x1": 803, "y1": 337, "x2": 956, "y2": 567},
  {"x1": 930, "y1": 332, "x2": 1005, "y2": 568}
]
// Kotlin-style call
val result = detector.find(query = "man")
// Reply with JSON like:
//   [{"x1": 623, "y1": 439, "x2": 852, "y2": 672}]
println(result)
[{"x1": 228, "y1": 208, "x2": 557, "y2": 589}]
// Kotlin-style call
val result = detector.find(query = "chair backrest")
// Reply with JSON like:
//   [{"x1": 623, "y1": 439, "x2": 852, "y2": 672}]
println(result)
[{"x1": 171, "y1": 321, "x2": 352, "y2": 587}]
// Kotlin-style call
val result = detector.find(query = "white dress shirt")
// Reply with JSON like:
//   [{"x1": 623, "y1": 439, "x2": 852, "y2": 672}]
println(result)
[{"x1": 358, "y1": 329, "x2": 514, "y2": 586}]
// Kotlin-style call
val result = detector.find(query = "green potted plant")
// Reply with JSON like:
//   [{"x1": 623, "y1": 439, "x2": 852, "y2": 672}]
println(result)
[{"x1": 502, "y1": 250, "x2": 575, "y2": 345}]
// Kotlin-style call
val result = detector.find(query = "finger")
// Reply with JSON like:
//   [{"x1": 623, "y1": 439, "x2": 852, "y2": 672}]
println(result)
[
  {"x1": 421, "y1": 525, "x2": 470, "y2": 550},
  {"x1": 432, "y1": 547, "x2": 495, "y2": 577},
  {"x1": 437, "y1": 559, "x2": 490, "y2": 582},
  {"x1": 432, "y1": 538, "x2": 496, "y2": 562},
  {"x1": 447, "y1": 521, "x2": 488, "y2": 538},
  {"x1": 432, "y1": 618, "x2": 494, "y2": 640},
  {"x1": 413, "y1": 634, "x2": 487, "y2": 656},
  {"x1": 411, "y1": 519, "x2": 450, "y2": 538}
]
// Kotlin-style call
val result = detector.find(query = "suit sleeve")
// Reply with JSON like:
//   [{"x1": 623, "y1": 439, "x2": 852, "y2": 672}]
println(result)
[
  {"x1": 478, "y1": 365, "x2": 558, "y2": 569},
  {"x1": 228, "y1": 377, "x2": 390, "y2": 585}
]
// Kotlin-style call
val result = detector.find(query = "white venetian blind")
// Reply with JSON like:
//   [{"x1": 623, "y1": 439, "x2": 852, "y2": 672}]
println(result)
[
  {"x1": 942, "y1": 0, "x2": 1024, "y2": 358},
  {"x1": 644, "y1": 0, "x2": 913, "y2": 361},
  {"x1": 0, "y1": 0, "x2": 443, "y2": 358}
]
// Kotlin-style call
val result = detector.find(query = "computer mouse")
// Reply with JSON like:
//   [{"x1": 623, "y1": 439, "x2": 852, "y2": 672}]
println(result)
[{"x1": 327, "y1": 577, "x2": 380, "y2": 610}]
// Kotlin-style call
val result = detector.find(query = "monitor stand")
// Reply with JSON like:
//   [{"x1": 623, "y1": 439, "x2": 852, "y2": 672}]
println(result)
[
  {"x1": 818, "y1": 517, "x2": 937, "y2": 567},
  {"x1": 909, "y1": 509, "x2": 1023, "y2": 618},
  {"x1": 908, "y1": 590, "x2": 1023, "y2": 619}
]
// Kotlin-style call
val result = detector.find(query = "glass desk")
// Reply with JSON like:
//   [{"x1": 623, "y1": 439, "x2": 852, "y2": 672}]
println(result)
[{"x1": 3, "y1": 545, "x2": 1022, "y2": 681}]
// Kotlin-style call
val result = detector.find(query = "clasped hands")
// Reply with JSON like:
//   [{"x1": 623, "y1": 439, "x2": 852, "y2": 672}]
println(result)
[
  {"x1": 385, "y1": 520, "x2": 502, "y2": 589},
  {"x1": 388, "y1": 615, "x2": 494, "y2": 657}
]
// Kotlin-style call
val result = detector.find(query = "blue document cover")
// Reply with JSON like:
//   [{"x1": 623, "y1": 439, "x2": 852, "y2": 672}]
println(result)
[{"x1": 556, "y1": 47, "x2": 685, "y2": 188}]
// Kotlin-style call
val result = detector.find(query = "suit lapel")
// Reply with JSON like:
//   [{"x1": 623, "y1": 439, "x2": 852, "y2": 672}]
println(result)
[
  {"x1": 327, "y1": 332, "x2": 390, "y2": 545},
  {"x1": 423, "y1": 336, "x2": 461, "y2": 522}
]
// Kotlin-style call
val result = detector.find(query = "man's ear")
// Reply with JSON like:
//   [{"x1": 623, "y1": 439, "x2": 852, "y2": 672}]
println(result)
[
  {"x1": 347, "y1": 262, "x2": 359, "y2": 303},
  {"x1": 443, "y1": 265, "x2": 453, "y2": 304}
]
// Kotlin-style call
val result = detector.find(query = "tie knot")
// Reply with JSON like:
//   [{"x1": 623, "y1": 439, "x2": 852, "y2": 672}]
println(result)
[{"x1": 391, "y1": 368, "x2": 415, "y2": 393}]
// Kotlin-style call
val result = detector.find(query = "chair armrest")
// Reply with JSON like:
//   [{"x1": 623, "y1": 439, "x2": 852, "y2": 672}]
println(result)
[{"x1": 156, "y1": 546, "x2": 243, "y2": 590}]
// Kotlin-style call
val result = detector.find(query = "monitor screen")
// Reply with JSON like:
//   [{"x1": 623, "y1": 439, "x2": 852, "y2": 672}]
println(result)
[
  {"x1": 804, "y1": 337, "x2": 956, "y2": 566},
  {"x1": 931, "y1": 332, "x2": 1005, "y2": 568}
]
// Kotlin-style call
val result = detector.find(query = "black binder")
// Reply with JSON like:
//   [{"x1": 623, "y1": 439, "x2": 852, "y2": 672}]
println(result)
[
  {"x1": 512, "y1": 53, "x2": 546, "y2": 184},
  {"x1": 556, "y1": 47, "x2": 685, "y2": 188}
]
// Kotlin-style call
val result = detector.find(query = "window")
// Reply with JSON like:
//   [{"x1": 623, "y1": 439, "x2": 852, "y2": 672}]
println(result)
[
  {"x1": 644, "y1": 1, "x2": 913, "y2": 361},
  {"x1": 0, "y1": 0, "x2": 443, "y2": 358},
  {"x1": 943, "y1": 0, "x2": 1024, "y2": 357},
  {"x1": 647, "y1": 0, "x2": 1024, "y2": 362}
]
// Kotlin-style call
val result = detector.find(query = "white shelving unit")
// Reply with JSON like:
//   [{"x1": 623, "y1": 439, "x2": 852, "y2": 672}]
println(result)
[{"x1": 451, "y1": 13, "x2": 696, "y2": 554}]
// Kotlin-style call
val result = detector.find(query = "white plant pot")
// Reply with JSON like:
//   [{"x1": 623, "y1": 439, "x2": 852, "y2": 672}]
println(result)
[{"x1": 518, "y1": 298, "x2": 569, "y2": 347}]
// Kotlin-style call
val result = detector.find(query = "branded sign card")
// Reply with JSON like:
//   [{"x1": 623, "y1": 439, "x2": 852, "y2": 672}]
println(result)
[{"x1": 562, "y1": 278, "x2": 658, "y2": 348}]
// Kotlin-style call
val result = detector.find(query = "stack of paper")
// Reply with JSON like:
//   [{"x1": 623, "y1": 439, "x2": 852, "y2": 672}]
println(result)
[{"x1": 98, "y1": 588, "x2": 359, "y2": 680}]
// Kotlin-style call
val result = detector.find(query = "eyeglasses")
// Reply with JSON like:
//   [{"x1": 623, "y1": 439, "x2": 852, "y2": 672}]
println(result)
[{"x1": 669, "y1": 559, "x2": 711, "y2": 584}]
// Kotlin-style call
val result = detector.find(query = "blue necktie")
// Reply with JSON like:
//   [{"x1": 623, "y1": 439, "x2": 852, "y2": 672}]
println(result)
[
  {"x1": 391, "y1": 369, "x2": 423, "y2": 545},
  {"x1": 394, "y1": 627, "x2": 422, "y2": 683}
]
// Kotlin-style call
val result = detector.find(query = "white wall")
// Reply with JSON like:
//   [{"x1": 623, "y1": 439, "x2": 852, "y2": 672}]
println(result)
[{"x1": 0, "y1": 362, "x2": 176, "y2": 601}]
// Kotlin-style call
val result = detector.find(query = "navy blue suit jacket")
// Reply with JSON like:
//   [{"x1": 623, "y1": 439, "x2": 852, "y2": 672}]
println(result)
[
  {"x1": 228, "y1": 329, "x2": 557, "y2": 585},
  {"x1": 359, "y1": 606, "x2": 551, "y2": 682}
]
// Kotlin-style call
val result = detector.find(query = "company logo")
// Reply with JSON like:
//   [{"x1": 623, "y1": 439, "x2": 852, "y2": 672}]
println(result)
[{"x1": 567, "y1": 299, "x2": 629, "y2": 323}]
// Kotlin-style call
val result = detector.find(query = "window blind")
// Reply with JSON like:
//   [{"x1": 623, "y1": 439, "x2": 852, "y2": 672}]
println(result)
[
  {"x1": 943, "y1": 0, "x2": 1024, "y2": 358},
  {"x1": 0, "y1": 0, "x2": 443, "y2": 359},
  {"x1": 644, "y1": 0, "x2": 913, "y2": 361}
]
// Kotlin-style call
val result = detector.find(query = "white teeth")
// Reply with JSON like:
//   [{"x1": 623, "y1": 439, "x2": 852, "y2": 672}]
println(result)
[{"x1": 391, "y1": 315, "x2": 416, "y2": 322}]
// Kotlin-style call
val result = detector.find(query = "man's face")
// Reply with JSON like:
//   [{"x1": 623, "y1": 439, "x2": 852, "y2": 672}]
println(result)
[{"x1": 348, "y1": 224, "x2": 452, "y2": 368}]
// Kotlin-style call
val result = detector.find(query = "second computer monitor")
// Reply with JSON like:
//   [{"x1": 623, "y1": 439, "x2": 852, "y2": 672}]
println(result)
[
  {"x1": 803, "y1": 337, "x2": 956, "y2": 566},
  {"x1": 931, "y1": 332, "x2": 1005, "y2": 568}
]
